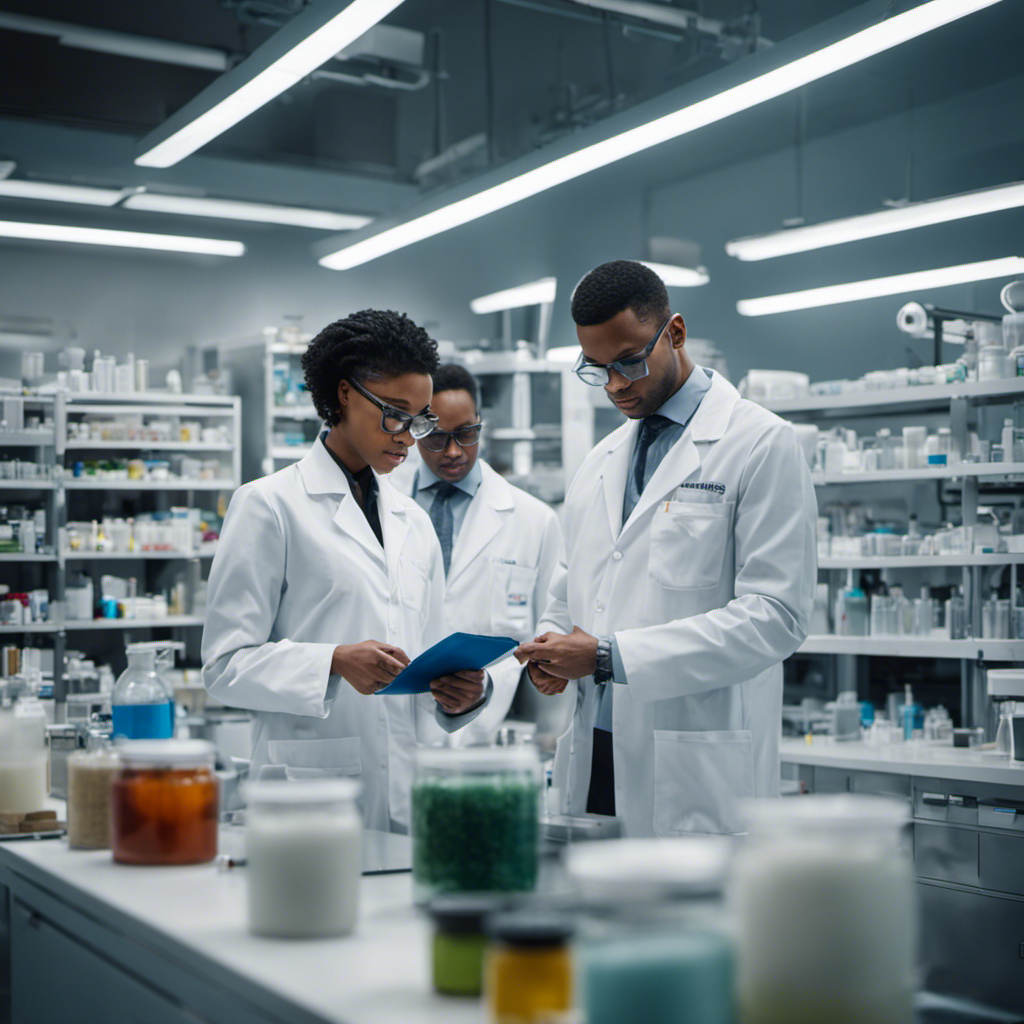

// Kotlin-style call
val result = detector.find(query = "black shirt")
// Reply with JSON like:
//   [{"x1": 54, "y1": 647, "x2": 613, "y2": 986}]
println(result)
[{"x1": 320, "y1": 435, "x2": 383, "y2": 547}]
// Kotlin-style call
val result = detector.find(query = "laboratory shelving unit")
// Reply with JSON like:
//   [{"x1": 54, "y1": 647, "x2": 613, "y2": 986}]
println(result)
[
  {"x1": 761, "y1": 377, "x2": 1024, "y2": 731},
  {"x1": 0, "y1": 391, "x2": 240, "y2": 717}
]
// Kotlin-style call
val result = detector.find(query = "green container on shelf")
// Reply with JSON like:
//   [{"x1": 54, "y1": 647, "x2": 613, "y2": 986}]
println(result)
[{"x1": 412, "y1": 747, "x2": 540, "y2": 900}]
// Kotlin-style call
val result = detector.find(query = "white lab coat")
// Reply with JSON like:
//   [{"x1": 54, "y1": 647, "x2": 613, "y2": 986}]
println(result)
[
  {"x1": 540, "y1": 371, "x2": 817, "y2": 837},
  {"x1": 396, "y1": 458, "x2": 564, "y2": 745},
  {"x1": 202, "y1": 439, "x2": 485, "y2": 832}
]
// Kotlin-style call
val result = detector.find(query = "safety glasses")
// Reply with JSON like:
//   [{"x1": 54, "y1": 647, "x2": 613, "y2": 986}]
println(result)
[
  {"x1": 418, "y1": 422, "x2": 484, "y2": 452},
  {"x1": 573, "y1": 316, "x2": 671, "y2": 387},
  {"x1": 348, "y1": 378, "x2": 439, "y2": 439}
]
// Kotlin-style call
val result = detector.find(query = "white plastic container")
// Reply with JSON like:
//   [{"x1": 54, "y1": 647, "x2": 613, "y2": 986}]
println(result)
[
  {"x1": 245, "y1": 778, "x2": 363, "y2": 938},
  {"x1": 901, "y1": 426, "x2": 926, "y2": 469},
  {"x1": 0, "y1": 697, "x2": 49, "y2": 814},
  {"x1": 979, "y1": 344, "x2": 1007, "y2": 382},
  {"x1": 731, "y1": 795, "x2": 915, "y2": 1024}
]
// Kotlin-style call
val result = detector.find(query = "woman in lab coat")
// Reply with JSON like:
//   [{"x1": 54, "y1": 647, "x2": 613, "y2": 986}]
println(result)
[{"x1": 202, "y1": 310, "x2": 488, "y2": 833}]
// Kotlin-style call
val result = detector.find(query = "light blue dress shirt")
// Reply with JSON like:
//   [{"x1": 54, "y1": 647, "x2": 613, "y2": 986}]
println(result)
[{"x1": 412, "y1": 460, "x2": 483, "y2": 546}]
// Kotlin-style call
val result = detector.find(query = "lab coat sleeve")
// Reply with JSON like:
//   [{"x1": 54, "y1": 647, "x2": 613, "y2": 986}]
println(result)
[
  {"x1": 615, "y1": 421, "x2": 817, "y2": 702},
  {"x1": 202, "y1": 486, "x2": 338, "y2": 718}
]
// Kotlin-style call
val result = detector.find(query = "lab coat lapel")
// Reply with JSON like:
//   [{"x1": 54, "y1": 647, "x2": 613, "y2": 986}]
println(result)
[
  {"x1": 621, "y1": 433, "x2": 700, "y2": 537},
  {"x1": 599, "y1": 421, "x2": 638, "y2": 541},
  {"x1": 377, "y1": 477, "x2": 411, "y2": 584},
  {"x1": 448, "y1": 462, "x2": 511, "y2": 584}
]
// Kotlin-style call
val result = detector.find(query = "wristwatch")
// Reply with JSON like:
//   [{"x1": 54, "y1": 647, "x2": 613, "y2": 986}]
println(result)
[{"x1": 593, "y1": 635, "x2": 614, "y2": 685}]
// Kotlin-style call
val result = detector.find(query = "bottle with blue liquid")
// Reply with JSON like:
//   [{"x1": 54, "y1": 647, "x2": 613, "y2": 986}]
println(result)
[{"x1": 111, "y1": 641, "x2": 183, "y2": 740}]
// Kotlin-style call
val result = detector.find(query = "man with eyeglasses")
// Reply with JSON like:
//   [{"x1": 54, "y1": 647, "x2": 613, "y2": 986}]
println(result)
[
  {"x1": 394, "y1": 364, "x2": 564, "y2": 745},
  {"x1": 515, "y1": 261, "x2": 817, "y2": 837}
]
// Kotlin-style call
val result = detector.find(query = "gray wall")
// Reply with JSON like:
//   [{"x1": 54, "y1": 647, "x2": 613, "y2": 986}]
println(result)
[{"x1": 0, "y1": 70, "x2": 1021, "y2": 384}]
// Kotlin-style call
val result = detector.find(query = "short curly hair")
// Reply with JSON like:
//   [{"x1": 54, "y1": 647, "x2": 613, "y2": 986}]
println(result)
[
  {"x1": 570, "y1": 260, "x2": 670, "y2": 327},
  {"x1": 432, "y1": 363, "x2": 479, "y2": 409},
  {"x1": 302, "y1": 309, "x2": 439, "y2": 427}
]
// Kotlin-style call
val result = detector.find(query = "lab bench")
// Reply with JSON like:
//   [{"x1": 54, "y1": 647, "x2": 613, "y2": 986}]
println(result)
[{"x1": 781, "y1": 738, "x2": 1024, "y2": 1015}]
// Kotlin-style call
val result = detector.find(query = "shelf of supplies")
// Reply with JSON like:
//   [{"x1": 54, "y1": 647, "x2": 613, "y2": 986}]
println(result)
[
  {"x1": 64, "y1": 440, "x2": 233, "y2": 452},
  {"x1": 63, "y1": 551, "x2": 216, "y2": 561},
  {"x1": 271, "y1": 406, "x2": 320, "y2": 421},
  {"x1": 762, "y1": 378, "x2": 1024, "y2": 416},
  {"x1": 0, "y1": 480, "x2": 55, "y2": 491},
  {"x1": 64, "y1": 479, "x2": 233, "y2": 491},
  {"x1": 820, "y1": 553, "x2": 1024, "y2": 569},
  {"x1": 813, "y1": 463, "x2": 1024, "y2": 485},
  {"x1": 271, "y1": 446, "x2": 307, "y2": 461},
  {"x1": 0, "y1": 431, "x2": 54, "y2": 447},
  {"x1": 63, "y1": 393, "x2": 237, "y2": 408},
  {"x1": 62, "y1": 615, "x2": 205, "y2": 631},
  {"x1": 797, "y1": 636, "x2": 1024, "y2": 660},
  {"x1": 0, "y1": 553, "x2": 57, "y2": 563}
]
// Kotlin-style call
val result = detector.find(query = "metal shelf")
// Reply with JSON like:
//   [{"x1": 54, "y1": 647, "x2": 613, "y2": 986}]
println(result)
[
  {"x1": 65, "y1": 441, "x2": 234, "y2": 452},
  {"x1": 269, "y1": 343, "x2": 308, "y2": 356},
  {"x1": 66, "y1": 402, "x2": 236, "y2": 418},
  {"x1": 63, "y1": 615, "x2": 206, "y2": 631},
  {"x1": 271, "y1": 446, "x2": 307, "y2": 461},
  {"x1": 0, "y1": 480, "x2": 55, "y2": 491},
  {"x1": 820, "y1": 554, "x2": 1024, "y2": 569},
  {"x1": 63, "y1": 393, "x2": 238, "y2": 408},
  {"x1": 271, "y1": 407, "x2": 320, "y2": 421},
  {"x1": 0, "y1": 623, "x2": 57, "y2": 634},
  {"x1": 813, "y1": 463, "x2": 1024, "y2": 485},
  {"x1": 63, "y1": 551, "x2": 216, "y2": 561},
  {"x1": 797, "y1": 636, "x2": 1024, "y2": 660},
  {"x1": 0, "y1": 553, "x2": 57, "y2": 563},
  {"x1": 0, "y1": 431, "x2": 55, "y2": 447},
  {"x1": 64, "y1": 479, "x2": 233, "y2": 491},
  {"x1": 762, "y1": 378, "x2": 1024, "y2": 415}
]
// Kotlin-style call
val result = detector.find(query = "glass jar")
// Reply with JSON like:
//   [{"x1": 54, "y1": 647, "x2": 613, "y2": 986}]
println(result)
[
  {"x1": 486, "y1": 912, "x2": 573, "y2": 1024},
  {"x1": 412, "y1": 747, "x2": 540, "y2": 899},
  {"x1": 731, "y1": 795, "x2": 915, "y2": 1024},
  {"x1": 245, "y1": 778, "x2": 362, "y2": 938},
  {"x1": 111, "y1": 644, "x2": 174, "y2": 740},
  {"x1": 67, "y1": 747, "x2": 120, "y2": 849},
  {"x1": 567, "y1": 837, "x2": 734, "y2": 1024},
  {"x1": 0, "y1": 695, "x2": 48, "y2": 815},
  {"x1": 428, "y1": 894, "x2": 511, "y2": 997},
  {"x1": 111, "y1": 740, "x2": 218, "y2": 865}
]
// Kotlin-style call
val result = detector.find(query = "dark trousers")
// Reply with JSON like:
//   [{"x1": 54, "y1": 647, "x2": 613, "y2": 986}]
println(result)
[{"x1": 585, "y1": 727, "x2": 616, "y2": 816}]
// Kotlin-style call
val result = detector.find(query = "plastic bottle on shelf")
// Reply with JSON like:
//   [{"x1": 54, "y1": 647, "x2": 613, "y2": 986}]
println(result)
[
  {"x1": 835, "y1": 570, "x2": 868, "y2": 637},
  {"x1": 1002, "y1": 419, "x2": 1015, "y2": 465}
]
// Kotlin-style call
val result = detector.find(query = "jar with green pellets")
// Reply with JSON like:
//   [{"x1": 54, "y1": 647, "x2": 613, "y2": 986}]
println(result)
[{"x1": 412, "y1": 747, "x2": 540, "y2": 900}]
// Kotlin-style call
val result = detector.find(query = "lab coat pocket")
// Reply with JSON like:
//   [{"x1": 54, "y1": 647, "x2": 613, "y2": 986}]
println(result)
[
  {"x1": 399, "y1": 556, "x2": 431, "y2": 611},
  {"x1": 648, "y1": 500, "x2": 733, "y2": 590},
  {"x1": 652, "y1": 729, "x2": 753, "y2": 836},
  {"x1": 490, "y1": 561, "x2": 538, "y2": 637},
  {"x1": 265, "y1": 737, "x2": 362, "y2": 779}
]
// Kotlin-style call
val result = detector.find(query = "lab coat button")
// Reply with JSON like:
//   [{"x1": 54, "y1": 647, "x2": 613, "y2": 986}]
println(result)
[
  {"x1": 595, "y1": 602, "x2": 604, "y2": 612},
  {"x1": 612, "y1": 550, "x2": 623, "y2": 561}
]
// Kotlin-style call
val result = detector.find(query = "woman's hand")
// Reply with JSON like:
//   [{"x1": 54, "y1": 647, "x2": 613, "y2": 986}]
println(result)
[
  {"x1": 430, "y1": 669, "x2": 486, "y2": 715},
  {"x1": 332, "y1": 641, "x2": 410, "y2": 695}
]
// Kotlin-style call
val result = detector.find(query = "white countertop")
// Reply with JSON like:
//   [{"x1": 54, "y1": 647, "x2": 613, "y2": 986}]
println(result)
[
  {"x1": 780, "y1": 736, "x2": 1024, "y2": 787},
  {"x1": 0, "y1": 831, "x2": 485, "y2": 1024}
]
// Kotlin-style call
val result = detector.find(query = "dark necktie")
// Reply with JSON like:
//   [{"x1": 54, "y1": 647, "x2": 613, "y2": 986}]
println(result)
[
  {"x1": 623, "y1": 413, "x2": 674, "y2": 523},
  {"x1": 430, "y1": 482, "x2": 456, "y2": 575}
]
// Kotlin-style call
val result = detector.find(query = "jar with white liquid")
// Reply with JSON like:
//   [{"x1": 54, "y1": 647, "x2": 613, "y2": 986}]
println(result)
[
  {"x1": 0, "y1": 693, "x2": 49, "y2": 815},
  {"x1": 245, "y1": 779, "x2": 363, "y2": 938},
  {"x1": 731, "y1": 795, "x2": 915, "y2": 1024}
]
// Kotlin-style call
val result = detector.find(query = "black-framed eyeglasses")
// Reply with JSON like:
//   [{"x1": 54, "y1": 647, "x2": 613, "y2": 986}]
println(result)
[
  {"x1": 348, "y1": 378, "x2": 439, "y2": 439},
  {"x1": 573, "y1": 316, "x2": 671, "y2": 387},
  {"x1": 418, "y1": 422, "x2": 484, "y2": 453}
]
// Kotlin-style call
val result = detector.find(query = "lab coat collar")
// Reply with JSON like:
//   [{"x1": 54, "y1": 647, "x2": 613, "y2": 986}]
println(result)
[
  {"x1": 686, "y1": 370, "x2": 739, "y2": 442},
  {"x1": 447, "y1": 460, "x2": 513, "y2": 583}
]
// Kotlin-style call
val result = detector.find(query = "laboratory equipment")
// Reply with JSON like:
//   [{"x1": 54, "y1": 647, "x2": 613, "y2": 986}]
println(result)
[
  {"x1": 986, "y1": 670, "x2": 1024, "y2": 758},
  {"x1": 111, "y1": 740, "x2": 218, "y2": 865},
  {"x1": 899, "y1": 684, "x2": 923, "y2": 741},
  {"x1": 67, "y1": 746, "x2": 120, "y2": 849},
  {"x1": 835, "y1": 571, "x2": 868, "y2": 636},
  {"x1": 412, "y1": 747, "x2": 540, "y2": 899},
  {"x1": 485, "y1": 912, "x2": 574, "y2": 1024},
  {"x1": 1002, "y1": 280, "x2": 1024, "y2": 355},
  {"x1": 428, "y1": 894, "x2": 508, "y2": 996},
  {"x1": 111, "y1": 641, "x2": 183, "y2": 740},
  {"x1": 731, "y1": 795, "x2": 915, "y2": 1024},
  {"x1": 828, "y1": 691, "x2": 863, "y2": 741},
  {"x1": 0, "y1": 684, "x2": 48, "y2": 815},
  {"x1": 245, "y1": 779, "x2": 362, "y2": 938}
]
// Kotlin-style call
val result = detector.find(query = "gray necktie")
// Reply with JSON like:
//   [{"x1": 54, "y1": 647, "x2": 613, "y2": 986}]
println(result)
[
  {"x1": 623, "y1": 414, "x2": 674, "y2": 523},
  {"x1": 430, "y1": 482, "x2": 456, "y2": 575}
]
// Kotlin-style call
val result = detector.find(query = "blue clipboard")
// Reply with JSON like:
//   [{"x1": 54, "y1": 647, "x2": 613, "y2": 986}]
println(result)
[{"x1": 375, "y1": 632, "x2": 518, "y2": 696}]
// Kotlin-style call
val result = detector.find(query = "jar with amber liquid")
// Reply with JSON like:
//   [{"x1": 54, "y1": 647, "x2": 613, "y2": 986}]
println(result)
[{"x1": 112, "y1": 740, "x2": 218, "y2": 865}]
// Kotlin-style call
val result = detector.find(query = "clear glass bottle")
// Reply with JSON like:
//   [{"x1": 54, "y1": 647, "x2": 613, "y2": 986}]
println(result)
[
  {"x1": 412, "y1": 747, "x2": 540, "y2": 900},
  {"x1": 111, "y1": 642, "x2": 177, "y2": 739},
  {"x1": 731, "y1": 795, "x2": 915, "y2": 1024}
]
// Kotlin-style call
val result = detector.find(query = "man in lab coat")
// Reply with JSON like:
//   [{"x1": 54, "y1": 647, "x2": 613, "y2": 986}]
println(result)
[
  {"x1": 516, "y1": 261, "x2": 817, "y2": 837},
  {"x1": 397, "y1": 364, "x2": 564, "y2": 744}
]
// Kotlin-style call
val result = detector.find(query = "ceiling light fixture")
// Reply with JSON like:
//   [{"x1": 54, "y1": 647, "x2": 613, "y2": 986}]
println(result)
[
  {"x1": 726, "y1": 181, "x2": 1024, "y2": 261},
  {"x1": 736, "y1": 256, "x2": 1024, "y2": 317},
  {"x1": 470, "y1": 277, "x2": 557, "y2": 314},
  {"x1": 123, "y1": 193, "x2": 371, "y2": 231},
  {"x1": 135, "y1": 0, "x2": 409, "y2": 168},
  {"x1": 640, "y1": 261, "x2": 709, "y2": 287},
  {"x1": 0, "y1": 180, "x2": 123, "y2": 206},
  {"x1": 319, "y1": 0, "x2": 1004, "y2": 272},
  {"x1": 0, "y1": 219, "x2": 245, "y2": 257}
]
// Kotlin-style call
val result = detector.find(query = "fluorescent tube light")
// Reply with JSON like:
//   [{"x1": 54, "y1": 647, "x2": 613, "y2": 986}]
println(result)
[
  {"x1": 471, "y1": 278, "x2": 557, "y2": 314},
  {"x1": 0, "y1": 219, "x2": 245, "y2": 257},
  {"x1": 135, "y1": 0, "x2": 408, "y2": 168},
  {"x1": 727, "y1": 181, "x2": 1024, "y2": 261},
  {"x1": 123, "y1": 193, "x2": 371, "y2": 231},
  {"x1": 321, "y1": 0, "x2": 1004, "y2": 271},
  {"x1": 640, "y1": 261, "x2": 709, "y2": 287},
  {"x1": 0, "y1": 180, "x2": 123, "y2": 206},
  {"x1": 736, "y1": 256, "x2": 1024, "y2": 317}
]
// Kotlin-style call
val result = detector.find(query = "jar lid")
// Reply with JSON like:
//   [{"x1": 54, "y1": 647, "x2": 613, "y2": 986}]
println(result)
[
  {"x1": 116, "y1": 739, "x2": 215, "y2": 767},
  {"x1": 428, "y1": 894, "x2": 513, "y2": 935},
  {"x1": 243, "y1": 778, "x2": 361, "y2": 805},
  {"x1": 566, "y1": 837, "x2": 731, "y2": 902},
  {"x1": 415, "y1": 746, "x2": 539, "y2": 772},
  {"x1": 743, "y1": 794, "x2": 909, "y2": 832},
  {"x1": 486, "y1": 911, "x2": 573, "y2": 946}
]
